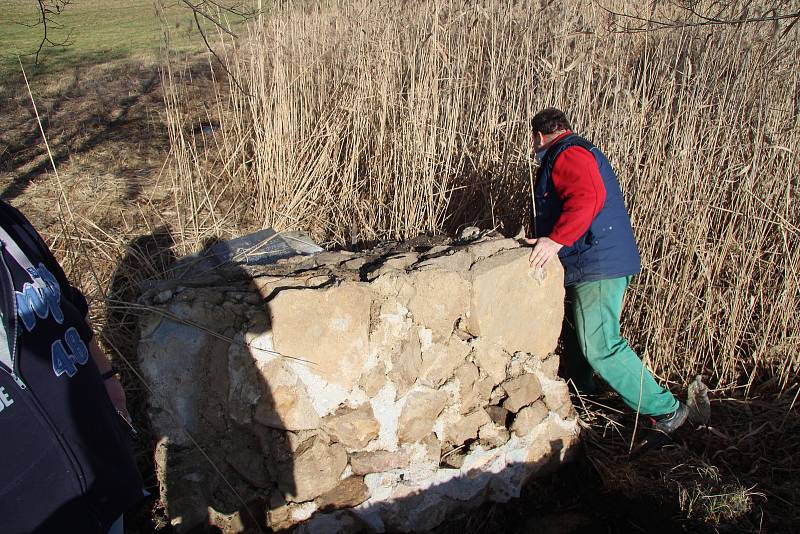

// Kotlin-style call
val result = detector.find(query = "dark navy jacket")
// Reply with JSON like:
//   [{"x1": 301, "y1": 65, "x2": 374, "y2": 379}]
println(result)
[
  {"x1": 0, "y1": 201, "x2": 142, "y2": 533},
  {"x1": 534, "y1": 134, "x2": 641, "y2": 286}
]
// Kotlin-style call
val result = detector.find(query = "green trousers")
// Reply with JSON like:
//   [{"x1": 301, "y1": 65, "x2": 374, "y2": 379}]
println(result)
[{"x1": 561, "y1": 276, "x2": 678, "y2": 417}]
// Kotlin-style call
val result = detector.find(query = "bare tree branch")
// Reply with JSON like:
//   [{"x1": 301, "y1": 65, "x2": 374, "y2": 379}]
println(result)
[
  {"x1": 179, "y1": 0, "x2": 259, "y2": 38},
  {"x1": 21, "y1": 0, "x2": 74, "y2": 64},
  {"x1": 168, "y1": 0, "x2": 258, "y2": 95},
  {"x1": 597, "y1": 1, "x2": 800, "y2": 34},
  {"x1": 191, "y1": 9, "x2": 252, "y2": 96}
]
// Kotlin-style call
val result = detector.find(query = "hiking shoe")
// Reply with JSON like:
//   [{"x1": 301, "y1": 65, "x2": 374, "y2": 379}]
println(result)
[{"x1": 650, "y1": 402, "x2": 689, "y2": 435}]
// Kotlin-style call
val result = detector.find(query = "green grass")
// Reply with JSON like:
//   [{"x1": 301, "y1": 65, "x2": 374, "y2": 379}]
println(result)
[{"x1": 0, "y1": 0, "x2": 245, "y2": 77}]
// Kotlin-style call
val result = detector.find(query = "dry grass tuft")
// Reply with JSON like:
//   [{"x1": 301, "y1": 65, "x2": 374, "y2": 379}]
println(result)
[{"x1": 578, "y1": 384, "x2": 800, "y2": 531}]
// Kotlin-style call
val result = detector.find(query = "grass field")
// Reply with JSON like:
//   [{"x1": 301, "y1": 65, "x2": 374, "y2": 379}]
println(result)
[{"x1": 0, "y1": 0, "x2": 242, "y2": 76}]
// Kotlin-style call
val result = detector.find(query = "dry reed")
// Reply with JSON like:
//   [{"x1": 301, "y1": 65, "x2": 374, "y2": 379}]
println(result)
[{"x1": 162, "y1": 0, "x2": 800, "y2": 391}]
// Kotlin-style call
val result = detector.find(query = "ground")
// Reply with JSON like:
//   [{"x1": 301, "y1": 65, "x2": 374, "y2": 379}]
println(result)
[{"x1": 0, "y1": 4, "x2": 798, "y2": 533}]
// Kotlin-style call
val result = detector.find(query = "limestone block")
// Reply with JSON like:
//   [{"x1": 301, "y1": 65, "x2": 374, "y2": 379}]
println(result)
[
  {"x1": 414, "y1": 248, "x2": 473, "y2": 272},
  {"x1": 489, "y1": 384, "x2": 507, "y2": 406},
  {"x1": 253, "y1": 358, "x2": 322, "y2": 431},
  {"x1": 511, "y1": 400, "x2": 549, "y2": 437},
  {"x1": 389, "y1": 332, "x2": 422, "y2": 397},
  {"x1": 222, "y1": 432, "x2": 271, "y2": 488},
  {"x1": 501, "y1": 374, "x2": 543, "y2": 413},
  {"x1": 266, "y1": 494, "x2": 293, "y2": 530},
  {"x1": 322, "y1": 403, "x2": 381, "y2": 450},
  {"x1": 399, "y1": 433, "x2": 443, "y2": 484},
  {"x1": 139, "y1": 299, "x2": 239, "y2": 445},
  {"x1": 507, "y1": 351, "x2": 534, "y2": 378},
  {"x1": 472, "y1": 338, "x2": 508, "y2": 386},
  {"x1": 341, "y1": 256, "x2": 370, "y2": 270},
  {"x1": 440, "y1": 449, "x2": 466, "y2": 469},
  {"x1": 267, "y1": 496, "x2": 319, "y2": 531},
  {"x1": 419, "y1": 337, "x2": 472, "y2": 388},
  {"x1": 253, "y1": 272, "x2": 331, "y2": 301},
  {"x1": 370, "y1": 271, "x2": 416, "y2": 305},
  {"x1": 543, "y1": 378, "x2": 574, "y2": 418},
  {"x1": 445, "y1": 409, "x2": 491, "y2": 446},
  {"x1": 315, "y1": 476, "x2": 370, "y2": 511},
  {"x1": 466, "y1": 238, "x2": 518, "y2": 262},
  {"x1": 406, "y1": 271, "x2": 470, "y2": 340},
  {"x1": 370, "y1": 252, "x2": 419, "y2": 278},
  {"x1": 350, "y1": 450, "x2": 410, "y2": 475},
  {"x1": 467, "y1": 248, "x2": 564, "y2": 356},
  {"x1": 154, "y1": 438, "x2": 211, "y2": 532},
  {"x1": 538, "y1": 353, "x2": 561, "y2": 379},
  {"x1": 401, "y1": 433, "x2": 443, "y2": 483},
  {"x1": 207, "y1": 508, "x2": 246, "y2": 534},
  {"x1": 478, "y1": 422, "x2": 510, "y2": 448},
  {"x1": 421, "y1": 245, "x2": 450, "y2": 256},
  {"x1": 398, "y1": 389, "x2": 449, "y2": 443},
  {"x1": 475, "y1": 376, "x2": 496, "y2": 407},
  {"x1": 359, "y1": 365, "x2": 387, "y2": 397},
  {"x1": 228, "y1": 337, "x2": 266, "y2": 427},
  {"x1": 279, "y1": 436, "x2": 348, "y2": 503},
  {"x1": 453, "y1": 362, "x2": 479, "y2": 414},
  {"x1": 313, "y1": 250, "x2": 356, "y2": 268},
  {"x1": 524, "y1": 417, "x2": 581, "y2": 467},
  {"x1": 269, "y1": 284, "x2": 374, "y2": 390},
  {"x1": 484, "y1": 405, "x2": 509, "y2": 427}
]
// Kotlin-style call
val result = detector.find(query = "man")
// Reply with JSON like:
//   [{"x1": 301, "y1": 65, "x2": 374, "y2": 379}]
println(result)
[
  {"x1": 525, "y1": 107, "x2": 688, "y2": 436},
  {"x1": 0, "y1": 200, "x2": 143, "y2": 532}
]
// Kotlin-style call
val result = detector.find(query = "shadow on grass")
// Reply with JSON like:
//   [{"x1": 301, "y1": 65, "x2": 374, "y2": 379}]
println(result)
[{"x1": 0, "y1": 55, "x2": 166, "y2": 202}]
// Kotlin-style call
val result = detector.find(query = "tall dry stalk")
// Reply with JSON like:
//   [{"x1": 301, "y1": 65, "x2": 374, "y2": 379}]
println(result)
[{"x1": 162, "y1": 0, "x2": 800, "y2": 390}]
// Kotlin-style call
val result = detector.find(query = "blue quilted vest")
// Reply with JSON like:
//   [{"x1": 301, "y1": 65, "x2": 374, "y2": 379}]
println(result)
[{"x1": 533, "y1": 133, "x2": 641, "y2": 286}]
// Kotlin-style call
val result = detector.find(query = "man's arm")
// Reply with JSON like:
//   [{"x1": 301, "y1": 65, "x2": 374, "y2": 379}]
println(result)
[
  {"x1": 529, "y1": 147, "x2": 606, "y2": 268},
  {"x1": 86, "y1": 315, "x2": 130, "y2": 422}
]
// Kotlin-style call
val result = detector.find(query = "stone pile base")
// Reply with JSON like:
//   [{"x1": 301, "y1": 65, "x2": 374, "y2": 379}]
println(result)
[{"x1": 138, "y1": 236, "x2": 579, "y2": 532}]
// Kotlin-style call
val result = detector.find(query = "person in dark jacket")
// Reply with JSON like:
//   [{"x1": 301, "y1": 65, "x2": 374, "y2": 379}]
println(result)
[
  {"x1": 0, "y1": 200, "x2": 143, "y2": 533},
  {"x1": 525, "y1": 107, "x2": 688, "y2": 435}
]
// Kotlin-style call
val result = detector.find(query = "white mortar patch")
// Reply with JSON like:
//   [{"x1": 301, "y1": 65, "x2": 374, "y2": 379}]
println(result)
[
  {"x1": 368, "y1": 382, "x2": 400, "y2": 451},
  {"x1": 246, "y1": 331, "x2": 276, "y2": 365},
  {"x1": 461, "y1": 445, "x2": 506, "y2": 476},
  {"x1": 418, "y1": 327, "x2": 433, "y2": 351},
  {"x1": 288, "y1": 359, "x2": 350, "y2": 417},
  {"x1": 358, "y1": 472, "x2": 402, "y2": 533},
  {"x1": 340, "y1": 464, "x2": 353, "y2": 480},
  {"x1": 290, "y1": 501, "x2": 317, "y2": 522},
  {"x1": 432, "y1": 381, "x2": 459, "y2": 439},
  {"x1": 400, "y1": 441, "x2": 439, "y2": 483}
]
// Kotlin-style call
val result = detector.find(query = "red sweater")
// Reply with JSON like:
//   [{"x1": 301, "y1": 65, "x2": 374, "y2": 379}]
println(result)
[{"x1": 547, "y1": 132, "x2": 606, "y2": 246}]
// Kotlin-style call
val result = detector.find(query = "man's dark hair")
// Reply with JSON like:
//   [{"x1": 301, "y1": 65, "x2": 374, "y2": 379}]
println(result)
[{"x1": 530, "y1": 107, "x2": 572, "y2": 134}]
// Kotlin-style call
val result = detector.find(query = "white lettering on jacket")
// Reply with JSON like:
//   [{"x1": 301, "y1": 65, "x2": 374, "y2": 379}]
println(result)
[{"x1": 0, "y1": 386, "x2": 14, "y2": 412}]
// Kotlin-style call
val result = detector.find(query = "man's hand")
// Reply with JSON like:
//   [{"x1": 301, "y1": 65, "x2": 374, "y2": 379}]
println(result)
[
  {"x1": 524, "y1": 237, "x2": 563, "y2": 269},
  {"x1": 104, "y1": 376, "x2": 131, "y2": 423}
]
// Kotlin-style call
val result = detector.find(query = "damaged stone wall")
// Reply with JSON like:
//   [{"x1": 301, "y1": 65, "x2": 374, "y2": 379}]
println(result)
[{"x1": 137, "y1": 236, "x2": 580, "y2": 532}]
